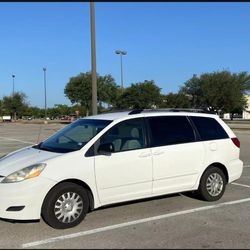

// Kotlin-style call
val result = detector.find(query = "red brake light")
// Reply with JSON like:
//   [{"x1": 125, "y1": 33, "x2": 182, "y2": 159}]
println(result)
[{"x1": 231, "y1": 137, "x2": 240, "y2": 148}]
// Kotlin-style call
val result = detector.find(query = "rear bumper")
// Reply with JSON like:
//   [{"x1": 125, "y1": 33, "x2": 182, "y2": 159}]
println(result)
[
  {"x1": 0, "y1": 177, "x2": 56, "y2": 220},
  {"x1": 227, "y1": 159, "x2": 244, "y2": 183}
]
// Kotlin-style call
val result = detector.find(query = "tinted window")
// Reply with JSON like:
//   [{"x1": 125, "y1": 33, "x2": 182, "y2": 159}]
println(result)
[
  {"x1": 99, "y1": 118, "x2": 146, "y2": 153},
  {"x1": 148, "y1": 116, "x2": 195, "y2": 147},
  {"x1": 190, "y1": 116, "x2": 228, "y2": 141}
]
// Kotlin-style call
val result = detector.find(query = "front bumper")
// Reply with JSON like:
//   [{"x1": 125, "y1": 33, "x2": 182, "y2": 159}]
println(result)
[{"x1": 0, "y1": 176, "x2": 57, "y2": 220}]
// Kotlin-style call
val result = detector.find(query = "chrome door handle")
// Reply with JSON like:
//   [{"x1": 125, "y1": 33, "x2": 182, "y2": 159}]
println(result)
[
  {"x1": 209, "y1": 142, "x2": 217, "y2": 151},
  {"x1": 139, "y1": 152, "x2": 151, "y2": 158},
  {"x1": 153, "y1": 151, "x2": 164, "y2": 156}
]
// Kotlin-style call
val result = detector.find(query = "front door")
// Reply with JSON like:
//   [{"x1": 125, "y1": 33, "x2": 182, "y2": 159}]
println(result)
[{"x1": 94, "y1": 118, "x2": 153, "y2": 205}]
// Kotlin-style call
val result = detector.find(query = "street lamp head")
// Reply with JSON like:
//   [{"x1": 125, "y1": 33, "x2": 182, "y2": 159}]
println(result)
[
  {"x1": 43, "y1": 67, "x2": 46, "y2": 71},
  {"x1": 115, "y1": 50, "x2": 127, "y2": 55},
  {"x1": 12, "y1": 74, "x2": 15, "y2": 78}
]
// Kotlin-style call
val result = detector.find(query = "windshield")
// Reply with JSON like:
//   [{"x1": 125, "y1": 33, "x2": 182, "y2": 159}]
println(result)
[{"x1": 35, "y1": 119, "x2": 112, "y2": 153}]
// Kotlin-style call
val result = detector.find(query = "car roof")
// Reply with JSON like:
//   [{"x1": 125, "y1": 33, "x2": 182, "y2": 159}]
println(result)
[
  {"x1": 85, "y1": 111, "x2": 131, "y2": 121},
  {"x1": 81, "y1": 109, "x2": 218, "y2": 121}
]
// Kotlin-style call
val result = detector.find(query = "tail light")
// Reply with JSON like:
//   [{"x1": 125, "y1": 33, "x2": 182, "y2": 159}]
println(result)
[{"x1": 231, "y1": 137, "x2": 240, "y2": 148}]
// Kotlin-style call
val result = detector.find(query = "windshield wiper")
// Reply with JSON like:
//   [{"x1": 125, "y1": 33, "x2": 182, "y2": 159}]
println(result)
[
  {"x1": 32, "y1": 142, "x2": 43, "y2": 149},
  {"x1": 39, "y1": 145, "x2": 56, "y2": 152},
  {"x1": 33, "y1": 142, "x2": 56, "y2": 152}
]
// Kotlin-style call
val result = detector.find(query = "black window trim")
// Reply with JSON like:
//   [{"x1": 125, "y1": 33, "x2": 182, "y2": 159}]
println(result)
[{"x1": 186, "y1": 116, "x2": 202, "y2": 141}]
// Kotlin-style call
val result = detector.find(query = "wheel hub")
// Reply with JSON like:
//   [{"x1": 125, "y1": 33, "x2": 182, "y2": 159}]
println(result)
[
  {"x1": 54, "y1": 192, "x2": 83, "y2": 224},
  {"x1": 206, "y1": 172, "x2": 223, "y2": 197},
  {"x1": 64, "y1": 201, "x2": 73, "y2": 212}
]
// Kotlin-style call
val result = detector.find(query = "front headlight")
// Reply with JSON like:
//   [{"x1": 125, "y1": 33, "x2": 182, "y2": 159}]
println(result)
[{"x1": 1, "y1": 163, "x2": 46, "y2": 183}]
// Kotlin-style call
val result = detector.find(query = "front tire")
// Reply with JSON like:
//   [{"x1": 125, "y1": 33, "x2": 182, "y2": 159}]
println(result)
[
  {"x1": 42, "y1": 182, "x2": 89, "y2": 229},
  {"x1": 197, "y1": 166, "x2": 226, "y2": 201}
]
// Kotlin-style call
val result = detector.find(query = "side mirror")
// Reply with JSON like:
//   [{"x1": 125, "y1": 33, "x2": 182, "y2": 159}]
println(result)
[{"x1": 98, "y1": 143, "x2": 115, "y2": 155}]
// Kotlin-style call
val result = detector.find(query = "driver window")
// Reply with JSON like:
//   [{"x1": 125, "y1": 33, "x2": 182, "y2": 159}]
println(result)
[{"x1": 99, "y1": 118, "x2": 146, "y2": 153}]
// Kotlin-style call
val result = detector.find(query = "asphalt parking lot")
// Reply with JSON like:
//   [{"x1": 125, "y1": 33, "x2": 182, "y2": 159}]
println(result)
[{"x1": 0, "y1": 122, "x2": 250, "y2": 249}]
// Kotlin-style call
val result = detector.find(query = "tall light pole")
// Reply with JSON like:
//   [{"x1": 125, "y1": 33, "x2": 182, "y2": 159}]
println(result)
[
  {"x1": 12, "y1": 74, "x2": 15, "y2": 96},
  {"x1": 90, "y1": 1, "x2": 97, "y2": 115},
  {"x1": 43, "y1": 67, "x2": 47, "y2": 120},
  {"x1": 12, "y1": 74, "x2": 16, "y2": 121},
  {"x1": 115, "y1": 50, "x2": 127, "y2": 88}
]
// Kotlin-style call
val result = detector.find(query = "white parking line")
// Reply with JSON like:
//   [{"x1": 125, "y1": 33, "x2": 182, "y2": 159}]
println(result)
[
  {"x1": 231, "y1": 182, "x2": 250, "y2": 188},
  {"x1": 22, "y1": 197, "x2": 250, "y2": 248},
  {"x1": 244, "y1": 165, "x2": 250, "y2": 168},
  {"x1": 0, "y1": 136, "x2": 34, "y2": 144}
]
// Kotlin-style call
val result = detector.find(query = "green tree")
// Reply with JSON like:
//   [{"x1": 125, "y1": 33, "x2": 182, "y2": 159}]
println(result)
[
  {"x1": 23, "y1": 106, "x2": 42, "y2": 118},
  {"x1": 159, "y1": 93, "x2": 191, "y2": 108},
  {"x1": 179, "y1": 74, "x2": 203, "y2": 108},
  {"x1": 0, "y1": 99, "x2": 3, "y2": 116},
  {"x1": 64, "y1": 72, "x2": 119, "y2": 116},
  {"x1": 115, "y1": 80, "x2": 162, "y2": 109},
  {"x1": 180, "y1": 70, "x2": 250, "y2": 115},
  {"x1": 2, "y1": 92, "x2": 29, "y2": 120},
  {"x1": 48, "y1": 104, "x2": 72, "y2": 118},
  {"x1": 47, "y1": 104, "x2": 87, "y2": 119}
]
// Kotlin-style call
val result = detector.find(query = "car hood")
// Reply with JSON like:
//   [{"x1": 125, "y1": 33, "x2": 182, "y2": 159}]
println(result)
[{"x1": 0, "y1": 147, "x2": 61, "y2": 176}]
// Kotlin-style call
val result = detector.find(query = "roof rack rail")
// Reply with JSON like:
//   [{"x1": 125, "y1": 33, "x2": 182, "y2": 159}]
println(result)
[
  {"x1": 128, "y1": 108, "x2": 217, "y2": 115},
  {"x1": 128, "y1": 109, "x2": 144, "y2": 115},
  {"x1": 99, "y1": 109, "x2": 131, "y2": 114}
]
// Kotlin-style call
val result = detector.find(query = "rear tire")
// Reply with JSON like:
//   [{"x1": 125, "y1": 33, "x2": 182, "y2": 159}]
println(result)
[
  {"x1": 196, "y1": 166, "x2": 226, "y2": 201},
  {"x1": 42, "y1": 182, "x2": 89, "y2": 229}
]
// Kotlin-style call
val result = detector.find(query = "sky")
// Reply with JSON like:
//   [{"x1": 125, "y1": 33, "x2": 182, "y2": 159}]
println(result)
[{"x1": 0, "y1": 2, "x2": 250, "y2": 108}]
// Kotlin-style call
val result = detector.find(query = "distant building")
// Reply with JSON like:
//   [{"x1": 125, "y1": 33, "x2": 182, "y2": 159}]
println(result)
[
  {"x1": 223, "y1": 113, "x2": 231, "y2": 119},
  {"x1": 223, "y1": 95, "x2": 250, "y2": 120},
  {"x1": 243, "y1": 95, "x2": 250, "y2": 119}
]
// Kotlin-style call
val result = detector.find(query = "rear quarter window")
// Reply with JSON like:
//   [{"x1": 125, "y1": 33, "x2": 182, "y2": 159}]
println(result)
[{"x1": 190, "y1": 116, "x2": 229, "y2": 141}]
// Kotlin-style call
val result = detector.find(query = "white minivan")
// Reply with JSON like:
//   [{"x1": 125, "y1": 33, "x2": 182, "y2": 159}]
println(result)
[{"x1": 0, "y1": 109, "x2": 243, "y2": 229}]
